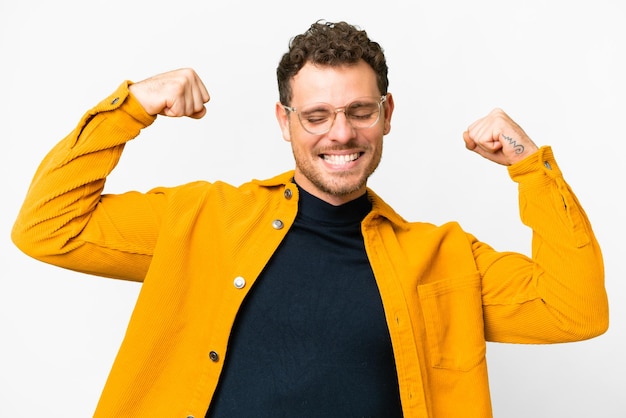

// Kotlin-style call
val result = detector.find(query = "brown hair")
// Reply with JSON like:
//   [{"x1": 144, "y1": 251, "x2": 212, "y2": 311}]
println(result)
[{"x1": 276, "y1": 20, "x2": 389, "y2": 105}]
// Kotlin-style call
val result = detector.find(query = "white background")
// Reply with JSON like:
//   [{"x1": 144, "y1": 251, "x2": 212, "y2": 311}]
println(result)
[{"x1": 1, "y1": 0, "x2": 624, "y2": 416}]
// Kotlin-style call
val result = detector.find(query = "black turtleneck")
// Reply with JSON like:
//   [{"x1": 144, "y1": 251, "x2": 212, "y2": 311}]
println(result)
[{"x1": 206, "y1": 185, "x2": 402, "y2": 418}]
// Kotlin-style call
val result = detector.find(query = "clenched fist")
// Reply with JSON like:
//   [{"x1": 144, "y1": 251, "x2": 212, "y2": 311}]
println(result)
[
  {"x1": 129, "y1": 68, "x2": 210, "y2": 119},
  {"x1": 463, "y1": 108, "x2": 539, "y2": 165}
]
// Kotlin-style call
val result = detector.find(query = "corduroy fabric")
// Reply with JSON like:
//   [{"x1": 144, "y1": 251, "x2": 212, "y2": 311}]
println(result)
[{"x1": 12, "y1": 82, "x2": 609, "y2": 418}]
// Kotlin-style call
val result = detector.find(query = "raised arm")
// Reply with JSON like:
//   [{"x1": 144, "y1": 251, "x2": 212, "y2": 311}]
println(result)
[
  {"x1": 464, "y1": 109, "x2": 608, "y2": 342},
  {"x1": 12, "y1": 69, "x2": 210, "y2": 281}
]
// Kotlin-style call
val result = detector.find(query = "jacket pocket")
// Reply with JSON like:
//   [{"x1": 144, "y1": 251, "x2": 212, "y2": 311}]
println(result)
[{"x1": 418, "y1": 274, "x2": 486, "y2": 371}]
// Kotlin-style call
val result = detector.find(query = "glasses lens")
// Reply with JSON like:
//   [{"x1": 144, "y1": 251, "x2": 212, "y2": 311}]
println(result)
[
  {"x1": 298, "y1": 103, "x2": 334, "y2": 134},
  {"x1": 346, "y1": 99, "x2": 381, "y2": 129}
]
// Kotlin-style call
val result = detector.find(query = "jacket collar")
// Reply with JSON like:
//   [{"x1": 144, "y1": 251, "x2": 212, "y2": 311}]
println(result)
[{"x1": 254, "y1": 171, "x2": 408, "y2": 229}]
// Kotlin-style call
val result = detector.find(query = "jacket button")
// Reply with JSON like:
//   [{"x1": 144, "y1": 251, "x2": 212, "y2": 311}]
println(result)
[
  {"x1": 209, "y1": 351, "x2": 219, "y2": 362},
  {"x1": 233, "y1": 276, "x2": 246, "y2": 289},
  {"x1": 272, "y1": 219, "x2": 284, "y2": 230},
  {"x1": 111, "y1": 97, "x2": 120, "y2": 105},
  {"x1": 284, "y1": 188, "x2": 293, "y2": 199}
]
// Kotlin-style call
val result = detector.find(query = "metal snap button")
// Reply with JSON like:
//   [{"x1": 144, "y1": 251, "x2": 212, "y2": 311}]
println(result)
[{"x1": 233, "y1": 276, "x2": 246, "y2": 289}]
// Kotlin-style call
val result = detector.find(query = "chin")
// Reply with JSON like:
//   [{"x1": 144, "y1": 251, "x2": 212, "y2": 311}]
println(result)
[{"x1": 324, "y1": 177, "x2": 368, "y2": 197}]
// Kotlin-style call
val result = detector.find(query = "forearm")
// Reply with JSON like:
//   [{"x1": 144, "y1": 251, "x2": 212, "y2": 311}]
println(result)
[
  {"x1": 481, "y1": 146, "x2": 608, "y2": 342},
  {"x1": 12, "y1": 81, "x2": 157, "y2": 275}
]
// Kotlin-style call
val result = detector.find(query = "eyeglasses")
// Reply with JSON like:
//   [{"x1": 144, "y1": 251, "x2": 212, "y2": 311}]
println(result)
[{"x1": 282, "y1": 95, "x2": 387, "y2": 135}]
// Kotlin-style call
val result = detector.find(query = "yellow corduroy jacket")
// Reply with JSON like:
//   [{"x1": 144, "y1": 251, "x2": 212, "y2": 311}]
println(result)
[{"x1": 12, "y1": 82, "x2": 609, "y2": 418}]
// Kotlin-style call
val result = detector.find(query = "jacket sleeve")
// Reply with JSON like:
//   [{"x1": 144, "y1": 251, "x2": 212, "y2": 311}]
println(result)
[
  {"x1": 11, "y1": 81, "x2": 162, "y2": 282},
  {"x1": 478, "y1": 146, "x2": 609, "y2": 343}
]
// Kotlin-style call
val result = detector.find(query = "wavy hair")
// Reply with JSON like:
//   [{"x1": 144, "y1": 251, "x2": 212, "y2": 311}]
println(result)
[{"x1": 276, "y1": 20, "x2": 389, "y2": 105}]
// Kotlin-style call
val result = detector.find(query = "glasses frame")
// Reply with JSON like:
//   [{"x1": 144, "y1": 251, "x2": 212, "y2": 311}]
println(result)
[{"x1": 282, "y1": 95, "x2": 388, "y2": 135}]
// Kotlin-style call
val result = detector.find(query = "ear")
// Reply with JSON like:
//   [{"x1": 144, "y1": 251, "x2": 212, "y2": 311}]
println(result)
[
  {"x1": 275, "y1": 102, "x2": 292, "y2": 142},
  {"x1": 382, "y1": 93, "x2": 395, "y2": 135}
]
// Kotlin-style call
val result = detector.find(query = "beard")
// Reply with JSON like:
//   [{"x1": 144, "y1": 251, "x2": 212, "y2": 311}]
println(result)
[{"x1": 292, "y1": 140, "x2": 383, "y2": 198}]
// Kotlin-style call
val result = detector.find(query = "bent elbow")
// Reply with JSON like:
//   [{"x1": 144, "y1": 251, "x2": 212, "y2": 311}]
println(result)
[
  {"x1": 11, "y1": 218, "x2": 70, "y2": 261},
  {"x1": 566, "y1": 297, "x2": 610, "y2": 341},
  {"x1": 11, "y1": 221, "x2": 38, "y2": 259},
  {"x1": 584, "y1": 308, "x2": 609, "y2": 340}
]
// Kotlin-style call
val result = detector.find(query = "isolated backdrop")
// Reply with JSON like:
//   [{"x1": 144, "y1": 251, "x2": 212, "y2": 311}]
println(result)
[{"x1": 1, "y1": 1, "x2": 624, "y2": 416}]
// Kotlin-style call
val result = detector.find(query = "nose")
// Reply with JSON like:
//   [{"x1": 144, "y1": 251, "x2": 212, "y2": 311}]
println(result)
[{"x1": 328, "y1": 110, "x2": 355, "y2": 142}]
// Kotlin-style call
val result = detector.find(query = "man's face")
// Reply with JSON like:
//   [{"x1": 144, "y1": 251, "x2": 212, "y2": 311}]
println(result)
[{"x1": 275, "y1": 60, "x2": 394, "y2": 206}]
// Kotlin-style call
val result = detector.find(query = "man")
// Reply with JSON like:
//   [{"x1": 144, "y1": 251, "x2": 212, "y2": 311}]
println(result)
[{"x1": 12, "y1": 20, "x2": 608, "y2": 417}]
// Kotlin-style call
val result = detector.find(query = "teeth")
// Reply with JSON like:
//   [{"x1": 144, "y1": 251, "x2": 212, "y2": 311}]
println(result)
[{"x1": 323, "y1": 153, "x2": 359, "y2": 164}]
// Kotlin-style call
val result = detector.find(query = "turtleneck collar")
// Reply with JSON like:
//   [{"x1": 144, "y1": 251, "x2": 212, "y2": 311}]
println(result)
[{"x1": 295, "y1": 183, "x2": 372, "y2": 225}]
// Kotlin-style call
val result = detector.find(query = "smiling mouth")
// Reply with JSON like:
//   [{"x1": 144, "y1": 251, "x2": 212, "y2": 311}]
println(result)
[{"x1": 321, "y1": 152, "x2": 362, "y2": 165}]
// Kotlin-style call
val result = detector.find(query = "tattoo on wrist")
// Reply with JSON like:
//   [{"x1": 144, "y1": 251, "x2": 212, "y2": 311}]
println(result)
[{"x1": 502, "y1": 134, "x2": 525, "y2": 154}]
